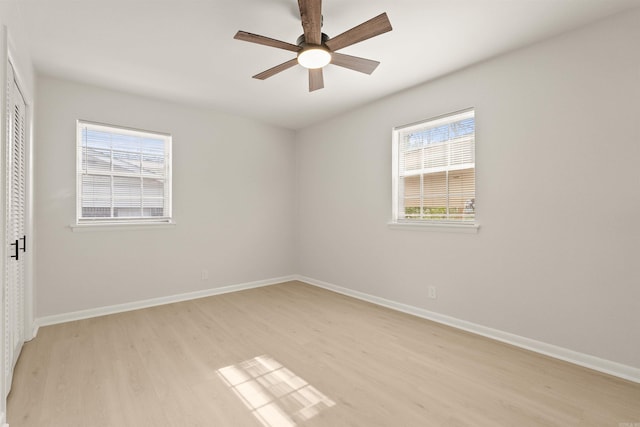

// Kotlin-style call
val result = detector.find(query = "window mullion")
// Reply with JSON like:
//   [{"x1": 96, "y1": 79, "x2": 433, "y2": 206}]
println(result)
[
  {"x1": 140, "y1": 176, "x2": 144, "y2": 217},
  {"x1": 420, "y1": 148, "x2": 424, "y2": 220},
  {"x1": 445, "y1": 170, "x2": 450, "y2": 220},
  {"x1": 446, "y1": 139, "x2": 450, "y2": 220},
  {"x1": 110, "y1": 144, "x2": 115, "y2": 218},
  {"x1": 138, "y1": 148, "x2": 143, "y2": 217}
]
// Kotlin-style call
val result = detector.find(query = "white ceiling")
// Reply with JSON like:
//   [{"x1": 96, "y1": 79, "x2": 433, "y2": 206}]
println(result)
[{"x1": 18, "y1": 0, "x2": 640, "y2": 129}]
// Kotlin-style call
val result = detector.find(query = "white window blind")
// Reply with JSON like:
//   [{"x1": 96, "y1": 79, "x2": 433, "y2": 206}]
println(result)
[
  {"x1": 76, "y1": 121, "x2": 172, "y2": 224},
  {"x1": 392, "y1": 109, "x2": 475, "y2": 224}
]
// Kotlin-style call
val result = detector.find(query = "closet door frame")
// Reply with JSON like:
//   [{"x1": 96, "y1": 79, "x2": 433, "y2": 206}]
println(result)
[
  {"x1": 1, "y1": 25, "x2": 34, "y2": 411},
  {"x1": 6, "y1": 37, "x2": 34, "y2": 347},
  {"x1": 6, "y1": 58, "x2": 25, "y2": 381}
]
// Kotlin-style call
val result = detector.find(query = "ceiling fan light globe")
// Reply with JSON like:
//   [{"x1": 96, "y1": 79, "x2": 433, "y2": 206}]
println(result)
[{"x1": 297, "y1": 47, "x2": 332, "y2": 69}]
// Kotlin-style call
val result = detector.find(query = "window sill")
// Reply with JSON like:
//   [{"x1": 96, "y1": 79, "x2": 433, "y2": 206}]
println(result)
[
  {"x1": 70, "y1": 220, "x2": 176, "y2": 232},
  {"x1": 388, "y1": 221, "x2": 479, "y2": 233}
]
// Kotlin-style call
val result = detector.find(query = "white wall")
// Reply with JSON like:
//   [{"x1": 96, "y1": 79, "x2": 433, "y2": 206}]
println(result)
[
  {"x1": 295, "y1": 9, "x2": 640, "y2": 369},
  {"x1": 35, "y1": 76, "x2": 296, "y2": 317}
]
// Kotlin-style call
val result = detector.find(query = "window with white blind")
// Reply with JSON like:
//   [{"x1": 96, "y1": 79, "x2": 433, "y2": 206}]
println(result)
[
  {"x1": 76, "y1": 121, "x2": 172, "y2": 225},
  {"x1": 392, "y1": 109, "x2": 475, "y2": 226}
]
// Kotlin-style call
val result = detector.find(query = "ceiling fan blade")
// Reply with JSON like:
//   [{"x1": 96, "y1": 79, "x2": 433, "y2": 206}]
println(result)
[
  {"x1": 234, "y1": 31, "x2": 302, "y2": 52},
  {"x1": 325, "y1": 12, "x2": 392, "y2": 52},
  {"x1": 253, "y1": 58, "x2": 299, "y2": 80},
  {"x1": 309, "y1": 68, "x2": 324, "y2": 92},
  {"x1": 298, "y1": 0, "x2": 323, "y2": 45},
  {"x1": 331, "y1": 52, "x2": 380, "y2": 75}
]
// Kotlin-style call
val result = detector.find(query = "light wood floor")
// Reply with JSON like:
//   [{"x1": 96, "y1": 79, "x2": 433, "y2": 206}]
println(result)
[{"x1": 8, "y1": 281, "x2": 640, "y2": 426}]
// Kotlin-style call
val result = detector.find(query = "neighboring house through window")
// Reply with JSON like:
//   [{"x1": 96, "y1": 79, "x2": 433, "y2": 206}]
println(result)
[
  {"x1": 76, "y1": 120, "x2": 172, "y2": 225},
  {"x1": 392, "y1": 108, "x2": 475, "y2": 225}
]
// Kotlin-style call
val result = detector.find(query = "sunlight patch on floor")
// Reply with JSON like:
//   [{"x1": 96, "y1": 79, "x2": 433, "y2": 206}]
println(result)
[{"x1": 217, "y1": 355, "x2": 335, "y2": 426}]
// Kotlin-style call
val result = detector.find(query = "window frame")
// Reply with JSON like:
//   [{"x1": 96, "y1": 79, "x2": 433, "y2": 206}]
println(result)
[
  {"x1": 74, "y1": 120, "x2": 174, "y2": 229},
  {"x1": 390, "y1": 108, "x2": 479, "y2": 232}
]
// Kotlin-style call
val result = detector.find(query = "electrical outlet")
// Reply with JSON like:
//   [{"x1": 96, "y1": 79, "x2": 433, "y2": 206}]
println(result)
[
  {"x1": 201, "y1": 269, "x2": 209, "y2": 280},
  {"x1": 428, "y1": 286, "x2": 437, "y2": 299}
]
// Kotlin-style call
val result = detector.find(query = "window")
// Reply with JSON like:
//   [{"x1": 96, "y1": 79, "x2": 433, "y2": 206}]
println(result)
[
  {"x1": 76, "y1": 120, "x2": 172, "y2": 225},
  {"x1": 392, "y1": 109, "x2": 475, "y2": 225}
]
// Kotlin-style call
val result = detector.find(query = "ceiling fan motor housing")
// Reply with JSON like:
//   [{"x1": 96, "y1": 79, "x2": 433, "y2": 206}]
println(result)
[{"x1": 297, "y1": 32, "x2": 330, "y2": 47}]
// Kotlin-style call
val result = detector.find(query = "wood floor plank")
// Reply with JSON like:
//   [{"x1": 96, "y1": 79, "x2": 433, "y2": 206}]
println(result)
[{"x1": 7, "y1": 281, "x2": 640, "y2": 426}]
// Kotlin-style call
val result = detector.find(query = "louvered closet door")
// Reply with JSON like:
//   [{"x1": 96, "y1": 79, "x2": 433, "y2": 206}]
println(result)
[{"x1": 4, "y1": 62, "x2": 27, "y2": 397}]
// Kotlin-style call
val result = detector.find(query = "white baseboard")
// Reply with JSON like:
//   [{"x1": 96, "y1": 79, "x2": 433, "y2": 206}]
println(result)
[
  {"x1": 34, "y1": 275, "x2": 297, "y2": 330},
  {"x1": 296, "y1": 275, "x2": 640, "y2": 384}
]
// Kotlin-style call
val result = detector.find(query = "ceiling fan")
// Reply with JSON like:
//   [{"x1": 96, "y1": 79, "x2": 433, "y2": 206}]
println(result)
[{"x1": 234, "y1": 0, "x2": 392, "y2": 92}]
